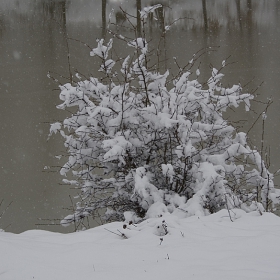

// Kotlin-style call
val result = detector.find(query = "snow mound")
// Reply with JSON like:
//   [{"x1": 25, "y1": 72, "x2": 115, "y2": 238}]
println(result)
[{"x1": 1, "y1": 210, "x2": 280, "y2": 280}]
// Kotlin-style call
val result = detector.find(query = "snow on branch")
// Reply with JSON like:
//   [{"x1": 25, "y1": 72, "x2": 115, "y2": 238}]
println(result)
[{"x1": 139, "y1": 4, "x2": 163, "y2": 19}]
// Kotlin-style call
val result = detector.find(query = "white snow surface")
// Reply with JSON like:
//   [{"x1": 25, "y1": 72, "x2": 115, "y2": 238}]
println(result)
[{"x1": 1, "y1": 209, "x2": 280, "y2": 280}]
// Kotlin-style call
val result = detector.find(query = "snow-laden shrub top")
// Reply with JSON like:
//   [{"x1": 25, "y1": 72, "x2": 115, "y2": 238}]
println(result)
[{"x1": 49, "y1": 5, "x2": 280, "y2": 229}]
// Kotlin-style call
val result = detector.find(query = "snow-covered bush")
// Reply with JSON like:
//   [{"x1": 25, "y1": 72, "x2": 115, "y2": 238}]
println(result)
[{"x1": 49, "y1": 5, "x2": 280, "y2": 229}]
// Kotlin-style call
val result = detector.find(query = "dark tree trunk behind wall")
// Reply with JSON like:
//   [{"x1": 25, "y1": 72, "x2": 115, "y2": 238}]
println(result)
[
  {"x1": 235, "y1": 0, "x2": 243, "y2": 31},
  {"x1": 202, "y1": 0, "x2": 208, "y2": 31},
  {"x1": 246, "y1": 0, "x2": 252, "y2": 28},
  {"x1": 102, "y1": 0, "x2": 107, "y2": 38},
  {"x1": 136, "y1": 0, "x2": 141, "y2": 36},
  {"x1": 156, "y1": 6, "x2": 164, "y2": 32},
  {"x1": 61, "y1": 1, "x2": 67, "y2": 29}
]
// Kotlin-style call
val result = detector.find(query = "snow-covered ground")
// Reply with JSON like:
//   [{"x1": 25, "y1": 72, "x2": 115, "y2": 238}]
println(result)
[{"x1": 0, "y1": 209, "x2": 279, "y2": 280}]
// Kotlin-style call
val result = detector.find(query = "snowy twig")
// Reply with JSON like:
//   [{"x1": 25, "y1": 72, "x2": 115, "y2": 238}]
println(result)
[
  {"x1": 0, "y1": 200, "x2": 13, "y2": 220},
  {"x1": 104, "y1": 228, "x2": 128, "y2": 239}
]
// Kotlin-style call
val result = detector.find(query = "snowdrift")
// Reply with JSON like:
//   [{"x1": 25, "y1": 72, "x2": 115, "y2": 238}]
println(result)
[{"x1": 1, "y1": 209, "x2": 280, "y2": 280}]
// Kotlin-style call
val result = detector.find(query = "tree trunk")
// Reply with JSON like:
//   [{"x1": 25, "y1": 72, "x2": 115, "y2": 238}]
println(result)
[
  {"x1": 235, "y1": 0, "x2": 242, "y2": 31},
  {"x1": 102, "y1": 0, "x2": 107, "y2": 38},
  {"x1": 136, "y1": 0, "x2": 141, "y2": 37},
  {"x1": 202, "y1": 0, "x2": 208, "y2": 31}
]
